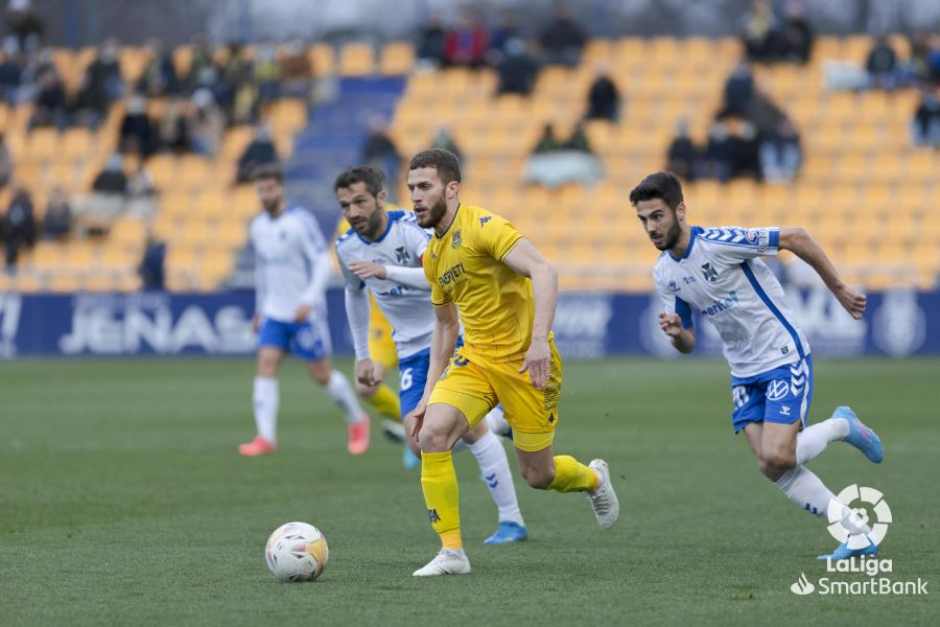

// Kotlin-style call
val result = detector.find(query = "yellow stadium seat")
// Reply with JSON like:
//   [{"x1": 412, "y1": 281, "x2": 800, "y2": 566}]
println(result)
[
  {"x1": 380, "y1": 42, "x2": 414, "y2": 75},
  {"x1": 340, "y1": 42, "x2": 374, "y2": 76},
  {"x1": 309, "y1": 44, "x2": 335, "y2": 75}
]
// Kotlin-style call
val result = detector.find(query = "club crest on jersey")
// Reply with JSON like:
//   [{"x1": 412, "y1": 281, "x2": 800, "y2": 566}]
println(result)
[
  {"x1": 395, "y1": 246, "x2": 409, "y2": 264},
  {"x1": 701, "y1": 262, "x2": 719, "y2": 283},
  {"x1": 766, "y1": 379, "x2": 790, "y2": 401},
  {"x1": 667, "y1": 280, "x2": 680, "y2": 293},
  {"x1": 451, "y1": 230, "x2": 462, "y2": 249},
  {"x1": 479, "y1": 216, "x2": 492, "y2": 227}
]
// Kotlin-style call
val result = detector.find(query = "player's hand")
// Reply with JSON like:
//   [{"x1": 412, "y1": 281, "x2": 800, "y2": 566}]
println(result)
[
  {"x1": 293, "y1": 304, "x2": 312, "y2": 322},
  {"x1": 407, "y1": 401, "x2": 428, "y2": 439},
  {"x1": 520, "y1": 336, "x2": 551, "y2": 389},
  {"x1": 355, "y1": 358, "x2": 380, "y2": 388},
  {"x1": 348, "y1": 261, "x2": 387, "y2": 280},
  {"x1": 252, "y1": 314, "x2": 261, "y2": 333},
  {"x1": 659, "y1": 312, "x2": 684, "y2": 338},
  {"x1": 834, "y1": 284, "x2": 867, "y2": 320}
]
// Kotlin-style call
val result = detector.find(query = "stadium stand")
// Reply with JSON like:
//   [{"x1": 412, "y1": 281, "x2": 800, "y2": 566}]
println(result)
[{"x1": 0, "y1": 35, "x2": 937, "y2": 293}]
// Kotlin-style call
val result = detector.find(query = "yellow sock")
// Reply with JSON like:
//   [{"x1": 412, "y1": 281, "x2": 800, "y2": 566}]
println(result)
[
  {"x1": 365, "y1": 383, "x2": 401, "y2": 421},
  {"x1": 420, "y1": 451, "x2": 462, "y2": 550},
  {"x1": 548, "y1": 455, "x2": 599, "y2": 493}
]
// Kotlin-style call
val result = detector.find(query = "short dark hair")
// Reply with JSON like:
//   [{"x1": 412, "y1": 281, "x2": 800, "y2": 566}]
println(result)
[
  {"x1": 629, "y1": 171, "x2": 684, "y2": 210},
  {"x1": 252, "y1": 163, "x2": 283, "y2": 183},
  {"x1": 409, "y1": 149, "x2": 462, "y2": 184},
  {"x1": 333, "y1": 166, "x2": 385, "y2": 197}
]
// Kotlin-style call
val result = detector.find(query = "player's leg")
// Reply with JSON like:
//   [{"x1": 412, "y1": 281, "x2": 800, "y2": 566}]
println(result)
[
  {"x1": 292, "y1": 319, "x2": 369, "y2": 455},
  {"x1": 413, "y1": 356, "x2": 495, "y2": 577},
  {"x1": 497, "y1": 340, "x2": 619, "y2": 528},
  {"x1": 460, "y1": 419, "x2": 527, "y2": 543},
  {"x1": 397, "y1": 350, "x2": 429, "y2": 470},
  {"x1": 483, "y1": 405, "x2": 512, "y2": 438},
  {"x1": 240, "y1": 319, "x2": 288, "y2": 456}
]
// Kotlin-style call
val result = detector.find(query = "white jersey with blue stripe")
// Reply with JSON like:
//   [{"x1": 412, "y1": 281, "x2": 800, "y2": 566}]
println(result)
[
  {"x1": 250, "y1": 206, "x2": 328, "y2": 322},
  {"x1": 335, "y1": 211, "x2": 435, "y2": 360},
  {"x1": 652, "y1": 225, "x2": 811, "y2": 378}
]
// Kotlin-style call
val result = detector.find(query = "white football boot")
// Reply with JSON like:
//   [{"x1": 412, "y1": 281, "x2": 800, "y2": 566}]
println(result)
[
  {"x1": 587, "y1": 459, "x2": 620, "y2": 529},
  {"x1": 412, "y1": 548, "x2": 472, "y2": 577}
]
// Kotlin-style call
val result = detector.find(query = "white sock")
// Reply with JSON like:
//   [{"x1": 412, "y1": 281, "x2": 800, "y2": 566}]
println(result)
[
  {"x1": 467, "y1": 430, "x2": 524, "y2": 526},
  {"x1": 483, "y1": 406, "x2": 511, "y2": 436},
  {"x1": 253, "y1": 377, "x2": 279, "y2": 443},
  {"x1": 796, "y1": 418, "x2": 850, "y2": 464},
  {"x1": 326, "y1": 371, "x2": 365, "y2": 424},
  {"x1": 774, "y1": 465, "x2": 871, "y2": 536}
]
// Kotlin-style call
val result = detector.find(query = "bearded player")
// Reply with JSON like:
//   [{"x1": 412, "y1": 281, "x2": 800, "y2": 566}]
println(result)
[
  {"x1": 632, "y1": 171, "x2": 884, "y2": 560},
  {"x1": 405, "y1": 149, "x2": 620, "y2": 577},
  {"x1": 335, "y1": 165, "x2": 528, "y2": 544}
]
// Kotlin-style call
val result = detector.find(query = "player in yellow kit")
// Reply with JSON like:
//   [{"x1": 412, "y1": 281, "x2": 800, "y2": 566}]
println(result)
[{"x1": 405, "y1": 149, "x2": 620, "y2": 577}]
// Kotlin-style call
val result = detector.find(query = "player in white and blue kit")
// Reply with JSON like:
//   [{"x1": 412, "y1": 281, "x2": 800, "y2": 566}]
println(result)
[
  {"x1": 239, "y1": 165, "x2": 369, "y2": 457},
  {"x1": 334, "y1": 166, "x2": 527, "y2": 544},
  {"x1": 631, "y1": 172, "x2": 884, "y2": 560}
]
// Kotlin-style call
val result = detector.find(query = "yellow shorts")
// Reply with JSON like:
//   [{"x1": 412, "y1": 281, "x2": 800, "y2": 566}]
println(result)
[
  {"x1": 428, "y1": 340, "x2": 563, "y2": 452},
  {"x1": 368, "y1": 300, "x2": 398, "y2": 371}
]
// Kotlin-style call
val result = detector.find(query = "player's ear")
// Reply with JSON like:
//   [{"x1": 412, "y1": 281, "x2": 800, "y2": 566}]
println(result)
[
  {"x1": 446, "y1": 180, "x2": 460, "y2": 199},
  {"x1": 376, "y1": 188, "x2": 387, "y2": 204},
  {"x1": 675, "y1": 201, "x2": 687, "y2": 223}
]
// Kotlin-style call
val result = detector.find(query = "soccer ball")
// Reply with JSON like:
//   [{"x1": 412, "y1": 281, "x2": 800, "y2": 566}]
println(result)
[{"x1": 265, "y1": 522, "x2": 329, "y2": 582}]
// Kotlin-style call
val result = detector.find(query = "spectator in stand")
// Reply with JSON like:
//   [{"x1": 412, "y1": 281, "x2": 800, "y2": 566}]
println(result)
[
  {"x1": 866, "y1": 37, "x2": 899, "y2": 90},
  {"x1": 760, "y1": 118, "x2": 802, "y2": 182},
  {"x1": 42, "y1": 185, "x2": 72, "y2": 240},
  {"x1": 742, "y1": 0, "x2": 778, "y2": 62},
  {"x1": 279, "y1": 40, "x2": 313, "y2": 99},
  {"x1": 127, "y1": 163, "x2": 158, "y2": 218},
  {"x1": 138, "y1": 233, "x2": 166, "y2": 291},
  {"x1": 189, "y1": 88, "x2": 225, "y2": 156},
  {"x1": 444, "y1": 10, "x2": 488, "y2": 69},
  {"x1": 666, "y1": 119, "x2": 700, "y2": 181},
  {"x1": 415, "y1": 14, "x2": 447, "y2": 69},
  {"x1": 72, "y1": 39, "x2": 123, "y2": 128},
  {"x1": 780, "y1": 0, "x2": 813, "y2": 64},
  {"x1": 1, "y1": 185, "x2": 36, "y2": 270},
  {"x1": 430, "y1": 127, "x2": 463, "y2": 164},
  {"x1": 704, "y1": 120, "x2": 734, "y2": 181},
  {"x1": 0, "y1": 132, "x2": 12, "y2": 188},
  {"x1": 77, "y1": 153, "x2": 128, "y2": 236},
  {"x1": 29, "y1": 66, "x2": 68, "y2": 129},
  {"x1": 223, "y1": 43, "x2": 259, "y2": 124},
  {"x1": 721, "y1": 61, "x2": 756, "y2": 117},
  {"x1": 254, "y1": 45, "x2": 281, "y2": 103},
  {"x1": 488, "y1": 10, "x2": 520, "y2": 62},
  {"x1": 495, "y1": 38, "x2": 539, "y2": 96},
  {"x1": 912, "y1": 88, "x2": 940, "y2": 148},
  {"x1": 562, "y1": 120, "x2": 593, "y2": 154},
  {"x1": 92, "y1": 153, "x2": 128, "y2": 195},
  {"x1": 532, "y1": 122, "x2": 561, "y2": 154},
  {"x1": 158, "y1": 98, "x2": 192, "y2": 153},
  {"x1": 118, "y1": 94, "x2": 158, "y2": 158},
  {"x1": 361, "y1": 116, "x2": 402, "y2": 199},
  {"x1": 235, "y1": 124, "x2": 279, "y2": 184},
  {"x1": 184, "y1": 38, "x2": 215, "y2": 93},
  {"x1": 5, "y1": 0, "x2": 43, "y2": 51},
  {"x1": 907, "y1": 32, "x2": 933, "y2": 84},
  {"x1": 0, "y1": 43, "x2": 23, "y2": 104},
  {"x1": 538, "y1": 2, "x2": 587, "y2": 67},
  {"x1": 585, "y1": 65, "x2": 621, "y2": 122},
  {"x1": 137, "y1": 40, "x2": 179, "y2": 98}
]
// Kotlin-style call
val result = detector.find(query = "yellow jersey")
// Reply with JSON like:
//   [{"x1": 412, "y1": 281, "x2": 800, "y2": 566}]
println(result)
[{"x1": 423, "y1": 204, "x2": 535, "y2": 362}]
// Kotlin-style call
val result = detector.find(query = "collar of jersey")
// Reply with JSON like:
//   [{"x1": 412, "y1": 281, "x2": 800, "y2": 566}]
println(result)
[
  {"x1": 433, "y1": 204, "x2": 461, "y2": 240},
  {"x1": 356, "y1": 210, "x2": 402, "y2": 245},
  {"x1": 668, "y1": 225, "x2": 702, "y2": 262}
]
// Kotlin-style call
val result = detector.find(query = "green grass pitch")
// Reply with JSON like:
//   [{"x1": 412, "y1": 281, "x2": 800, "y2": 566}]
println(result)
[{"x1": 1, "y1": 357, "x2": 937, "y2": 626}]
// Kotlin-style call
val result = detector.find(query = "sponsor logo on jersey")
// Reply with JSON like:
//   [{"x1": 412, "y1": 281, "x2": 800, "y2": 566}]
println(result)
[
  {"x1": 451, "y1": 229, "x2": 462, "y2": 249},
  {"x1": 766, "y1": 379, "x2": 790, "y2": 401},
  {"x1": 438, "y1": 263, "x2": 466, "y2": 287},
  {"x1": 701, "y1": 291, "x2": 739, "y2": 317}
]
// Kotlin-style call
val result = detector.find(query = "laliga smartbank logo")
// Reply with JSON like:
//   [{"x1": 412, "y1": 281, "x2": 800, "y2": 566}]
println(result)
[{"x1": 789, "y1": 486, "x2": 929, "y2": 597}]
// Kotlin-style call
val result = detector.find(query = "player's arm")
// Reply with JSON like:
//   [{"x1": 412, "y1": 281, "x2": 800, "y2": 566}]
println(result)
[
  {"x1": 297, "y1": 215, "x2": 331, "y2": 321},
  {"x1": 501, "y1": 239, "x2": 558, "y2": 389},
  {"x1": 347, "y1": 261, "x2": 429, "y2": 289},
  {"x1": 778, "y1": 227, "x2": 866, "y2": 319},
  {"x1": 408, "y1": 302, "x2": 460, "y2": 436},
  {"x1": 338, "y1": 250, "x2": 380, "y2": 388},
  {"x1": 660, "y1": 312, "x2": 696, "y2": 353}
]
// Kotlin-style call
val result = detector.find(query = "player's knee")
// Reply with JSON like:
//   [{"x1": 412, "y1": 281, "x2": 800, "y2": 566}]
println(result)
[
  {"x1": 257, "y1": 356, "x2": 278, "y2": 377},
  {"x1": 759, "y1": 449, "x2": 796, "y2": 477},
  {"x1": 521, "y1": 464, "x2": 554, "y2": 489},
  {"x1": 418, "y1": 426, "x2": 450, "y2": 453},
  {"x1": 354, "y1": 380, "x2": 377, "y2": 398}
]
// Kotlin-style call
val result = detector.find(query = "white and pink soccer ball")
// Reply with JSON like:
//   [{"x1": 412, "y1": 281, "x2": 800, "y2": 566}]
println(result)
[{"x1": 265, "y1": 522, "x2": 329, "y2": 582}]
